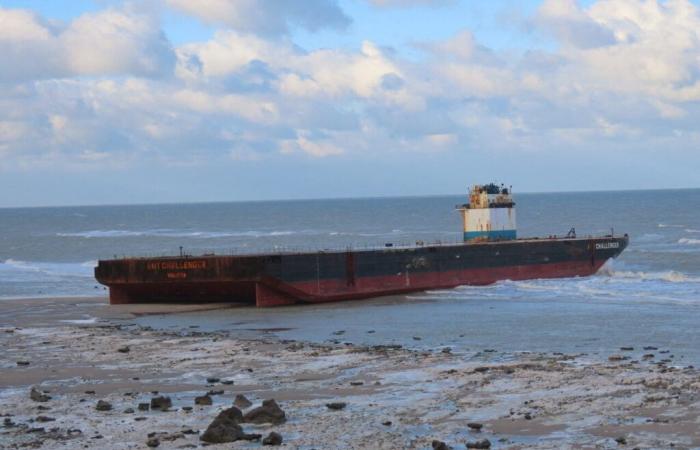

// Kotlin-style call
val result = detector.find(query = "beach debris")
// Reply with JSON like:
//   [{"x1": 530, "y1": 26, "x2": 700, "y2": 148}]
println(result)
[
  {"x1": 138, "y1": 402, "x2": 150, "y2": 411},
  {"x1": 206, "y1": 377, "x2": 220, "y2": 383},
  {"x1": 262, "y1": 431, "x2": 283, "y2": 446},
  {"x1": 30, "y1": 387, "x2": 51, "y2": 403},
  {"x1": 234, "y1": 394, "x2": 252, "y2": 409},
  {"x1": 432, "y1": 440, "x2": 451, "y2": 450},
  {"x1": 467, "y1": 422, "x2": 483, "y2": 431},
  {"x1": 96, "y1": 400, "x2": 112, "y2": 411},
  {"x1": 325, "y1": 402, "x2": 347, "y2": 411},
  {"x1": 16, "y1": 360, "x2": 30, "y2": 366},
  {"x1": 195, "y1": 395, "x2": 213, "y2": 406},
  {"x1": 117, "y1": 345, "x2": 130, "y2": 353},
  {"x1": 150, "y1": 396, "x2": 172, "y2": 411},
  {"x1": 146, "y1": 437, "x2": 159, "y2": 447},
  {"x1": 466, "y1": 438, "x2": 491, "y2": 449},
  {"x1": 200, "y1": 407, "x2": 260, "y2": 443},
  {"x1": 242, "y1": 399, "x2": 286, "y2": 424}
]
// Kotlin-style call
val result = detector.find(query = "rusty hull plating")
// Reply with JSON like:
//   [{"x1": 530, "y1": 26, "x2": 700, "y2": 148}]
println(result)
[{"x1": 95, "y1": 235, "x2": 629, "y2": 307}]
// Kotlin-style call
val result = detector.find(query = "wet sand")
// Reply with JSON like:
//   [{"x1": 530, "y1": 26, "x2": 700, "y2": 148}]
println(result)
[{"x1": 2, "y1": 297, "x2": 700, "y2": 449}]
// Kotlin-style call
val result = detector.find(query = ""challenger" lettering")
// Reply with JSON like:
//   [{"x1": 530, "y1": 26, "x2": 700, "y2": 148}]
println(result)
[
  {"x1": 595, "y1": 242, "x2": 619, "y2": 250},
  {"x1": 146, "y1": 260, "x2": 207, "y2": 271}
]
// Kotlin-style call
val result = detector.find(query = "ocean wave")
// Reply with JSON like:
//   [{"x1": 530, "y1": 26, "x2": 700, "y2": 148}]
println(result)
[
  {"x1": 658, "y1": 223, "x2": 685, "y2": 228},
  {"x1": 597, "y1": 265, "x2": 699, "y2": 283},
  {"x1": 0, "y1": 259, "x2": 96, "y2": 278},
  {"x1": 686, "y1": 229, "x2": 700, "y2": 234},
  {"x1": 57, "y1": 229, "x2": 298, "y2": 239},
  {"x1": 678, "y1": 238, "x2": 700, "y2": 246}
]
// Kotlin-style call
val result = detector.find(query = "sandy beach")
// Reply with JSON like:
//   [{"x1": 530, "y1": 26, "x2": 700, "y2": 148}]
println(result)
[{"x1": 1, "y1": 297, "x2": 699, "y2": 449}]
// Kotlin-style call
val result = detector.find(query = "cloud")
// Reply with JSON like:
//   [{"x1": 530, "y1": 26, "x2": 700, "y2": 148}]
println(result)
[
  {"x1": 0, "y1": 7, "x2": 174, "y2": 82},
  {"x1": 166, "y1": 0, "x2": 350, "y2": 36},
  {"x1": 367, "y1": 0, "x2": 453, "y2": 7}
]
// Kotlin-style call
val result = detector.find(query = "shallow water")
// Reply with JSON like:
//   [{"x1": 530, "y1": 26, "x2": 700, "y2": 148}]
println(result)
[{"x1": 2, "y1": 189, "x2": 700, "y2": 362}]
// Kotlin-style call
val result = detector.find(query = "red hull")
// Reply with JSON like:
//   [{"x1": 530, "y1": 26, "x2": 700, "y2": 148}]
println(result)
[{"x1": 106, "y1": 259, "x2": 606, "y2": 307}]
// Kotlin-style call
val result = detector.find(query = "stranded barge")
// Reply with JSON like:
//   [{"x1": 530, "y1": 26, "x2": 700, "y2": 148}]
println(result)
[{"x1": 95, "y1": 184, "x2": 628, "y2": 307}]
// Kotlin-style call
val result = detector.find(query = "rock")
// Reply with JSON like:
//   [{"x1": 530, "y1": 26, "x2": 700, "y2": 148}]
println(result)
[
  {"x1": 138, "y1": 403, "x2": 150, "y2": 411},
  {"x1": 206, "y1": 377, "x2": 220, "y2": 383},
  {"x1": 117, "y1": 346, "x2": 130, "y2": 353},
  {"x1": 382, "y1": 420, "x2": 392, "y2": 426},
  {"x1": 16, "y1": 361, "x2": 30, "y2": 366},
  {"x1": 35, "y1": 416, "x2": 55, "y2": 422},
  {"x1": 608, "y1": 354, "x2": 626, "y2": 361},
  {"x1": 234, "y1": 394, "x2": 252, "y2": 409},
  {"x1": 221, "y1": 380, "x2": 234, "y2": 385},
  {"x1": 150, "y1": 396, "x2": 172, "y2": 411},
  {"x1": 432, "y1": 440, "x2": 450, "y2": 450},
  {"x1": 195, "y1": 395, "x2": 213, "y2": 406},
  {"x1": 146, "y1": 437, "x2": 160, "y2": 447},
  {"x1": 466, "y1": 439, "x2": 491, "y2": 449},
  {"x1": 350, "y1": 381, "x2": 364, "y2": 386},
  {"x1": 36, "y1": 405, "x2": 50, "y2": 411},
  {"x1": 84, "y1": 390, "x2": 96, "y2": 395},
  {"x1": 467, "y1": 422, "x2": 483, "y2": 431},
  {"x1": 30, "y1": 387, "x2": 51, "y2": 403},
  {"x1": 262, "y1": 431, "x2": 283, "y2": 446},
  {"x1": 413, "y1": 336, "x2": 422, "y2": 340},
  {"x1": 644, "y1": 346, "x2": 658, "y2": 351},
  {"x1": 332, "y1": 330, "x2": 345, "y2": 335},
  {"x1": 207, "y1": 389, "x2": 224, "y2": 396},
  {"x1": 620, "y1": 347, "x2": 634, "y2": 351},
  {"x1": 325, "y1": 402, "x2": 347, "y2": 411},
  {"x1": 200, "y1": 407, "x2": 260, "y2": 443},
  {"x1": 96, "y1": 400, "x2": 112, "y2": 411},
  {"x1": 643, "y1": 354, "x2": 655, "y2": 360},
  {"x1": 615, "y1": 436, "x2": 627, "y2": 445},
  {"x1": 442, "y1": 347, "x2": 452, "y2": 354},
  {"x1": 123, "y1": 408, "x2": 134, "y2": 414},
  {"x1": 242, "y1": 399, "x2": 286, "y2": 424},
  {"x1": 524, "y1": 413, "x2": 532, "y2": 420}
]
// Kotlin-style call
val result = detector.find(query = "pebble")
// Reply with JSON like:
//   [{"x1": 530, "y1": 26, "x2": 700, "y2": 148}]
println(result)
[
  {"x1": 432, "y1": 440, "x2": 450, "y2": 450},
  {"x1": 117, "y1": 346, "x2": 130, "y2": 353},
  {"x1": 96, "y1": 400, "x2": 112, "y2": 411},
  {"x1": 195, "y1": 395, "x2": 213, "y2": 406},
  {"x1": 467, "y1": 422, "x2": 483, "y2": 431},
  {"x1": 262, "y1": 431, "x2": 283, "y2": 446},
  {"x1": 146, "y1": 437, "x2": 160, "y2": 447},
  {"x1": 326, "y1": 402, "x2": 347, "y2": 411},
  {"x1": 466, "y1": 439, "x2": 491, "y2": 449}
]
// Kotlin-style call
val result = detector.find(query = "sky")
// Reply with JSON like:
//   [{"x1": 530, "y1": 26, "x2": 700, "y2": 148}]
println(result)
[{"x1": 1, "y1": 0, "x2": 699, "y2": 207}]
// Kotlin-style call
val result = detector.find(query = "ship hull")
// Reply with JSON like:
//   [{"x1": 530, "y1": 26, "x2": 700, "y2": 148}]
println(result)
[{"x1": 95, "y1": 236, "x2": 628, "y2": 307}]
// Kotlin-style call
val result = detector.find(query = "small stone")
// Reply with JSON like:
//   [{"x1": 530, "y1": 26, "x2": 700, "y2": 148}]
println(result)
[
  {"x1": 221, "y1": 380, "x2": 234, "y2": 385},
  {"x1": 195, "y1": 395, "x2": 213, "y2": 406},
  {"x1": 234, "y1": 394, "x2": 252, "y2": 409},
  {"x1": 325, "y1": 402, "x2": 347, "y2": 411},
  {"x1": 609, "y1": 354, "x2": 626, "y2": 361},
  {"x1": 146, "y1": 437, "x2": 160, "y2": 447},
  {"x1": 643, "y1": 346, "x2": 658, "y2": 351},
  {"x1": 123, "y1": 408, "x2": 134, "y2": 414},
  {"x1": 134, "y1": 417, "x2": 147, "y2": 421},
  {"x1": 350, "y1": 381, "x2": 364, "y2": 386},
  {"x1": 643, "y1": 354, "x2": 655, "y2": 360},
  {"x1": 150, "y1": 396, "x2": 172, "y2": 410},
  {"x1": 30, "y1": 387, "x2": 51, "y2": 403},
  {"x1": 207, "y1": 390, "x2": 224, "y2": 396},
  {"x1": 84, "y1": 390, "x2": 96, "y2": 395},
  {"x1": 432, "y1": 440, "x2": 450, "y2": 450},
  {"x1": 332, "y1": 330, "x2": 345, "y2": 335},
  {"x1": 413, "y1": 336, "x2": 422, "y2": 340},
  {"x1": 615, "y1": 436, "x2": 627, "y2": 445},
  {"x1": 16, "y1": 361, "x2": 30, "y2": 366},
  {"x1": 524, "y1": 413, "x2": 532, "y2": 420},
  {"x1": 35, "y1": 416, "x2": 55, "y2": 422},
  {"x1": 262, "y1": 431, "x2": 283, "y2": 446},
  {"x1": 442, "y1": 347, "x2": 452, "y2": 354},
  {"x1": 117, "y1": 346, "x2": 130, "y2": 353},
  {"x1": 96, "y1": 400, "x2": 112, "y2": 411},
  {"x1": 467, "y1": 422, "x2": 483, "y2": 431},
  {"x1": 382, "y1": 420, "x2": 392, "y2": 426},
  {"x1": 620, "y1": 347, "x2": 634, "y2": 351},
  {"x1": 138, "y1": 403, "x2": 150, "y2": 411},
  {"x1": 182, "y1": 406, "x2": 193, "y2": 412},
  {"x1": 466, "y1": 439, "x2": 491, "y2": 449},
  {"x1": 206, "y1": 377, "x2": 220, "y2": 383},
  {"x1": 242, "y1": 399, "x2": 286, "y2": 424}
]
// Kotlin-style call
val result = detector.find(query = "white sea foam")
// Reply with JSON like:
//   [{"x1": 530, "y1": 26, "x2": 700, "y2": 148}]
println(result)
[
  {"x1": 686, "y1": 229, "x2": 700, "y2": 234},
  {"x1": 57, "y1": 229, "x2": 299, "y2": 239},
  {"x1": 658, "y1": 223, "x2": 685, "y2": 228},
  {"x1": 679, "y1": 238, "x2": 700, "y2": 246},
  {"x1": 598, "y1": 266, "x2": 699, "y2": 283},
  {"x1": 0, "y1": 259, "x2": 96, "y2": 279}
]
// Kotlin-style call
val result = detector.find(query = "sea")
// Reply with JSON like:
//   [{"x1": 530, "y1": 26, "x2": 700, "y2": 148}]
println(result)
[{"x1": 1, "y1": 189, "x2": 699, "y2": 361}]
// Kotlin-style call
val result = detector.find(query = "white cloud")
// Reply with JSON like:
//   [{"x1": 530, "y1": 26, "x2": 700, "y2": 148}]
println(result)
[
  {"x1": 166, "y1": 0, "x2": 350, "y2": 35},
  {"x1": 0, "y1": 7, "x2": 174, "y2": 81}
]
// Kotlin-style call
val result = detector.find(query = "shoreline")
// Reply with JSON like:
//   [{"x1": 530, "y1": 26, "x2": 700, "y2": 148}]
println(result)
[{"x1": 2, "y1": 297, "x2": 700, "y2": 448}]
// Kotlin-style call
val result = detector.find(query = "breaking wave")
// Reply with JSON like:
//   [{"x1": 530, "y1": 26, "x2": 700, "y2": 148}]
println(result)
[
  {"x1": 658, "y1": 223, "x2": 685, "y2": 228},
  {"x1": 0, "y1": 259, "x2": 96, "y2": 279},
  {"x1": 678, "y1": 238, "x2": 700, "y2": 246},
  {"x1": 686, "y1": 229, "x2": 700, "y2": 234},
  {"x1": 57, "y1": 229, "x2": 298, "y2": 239}
]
